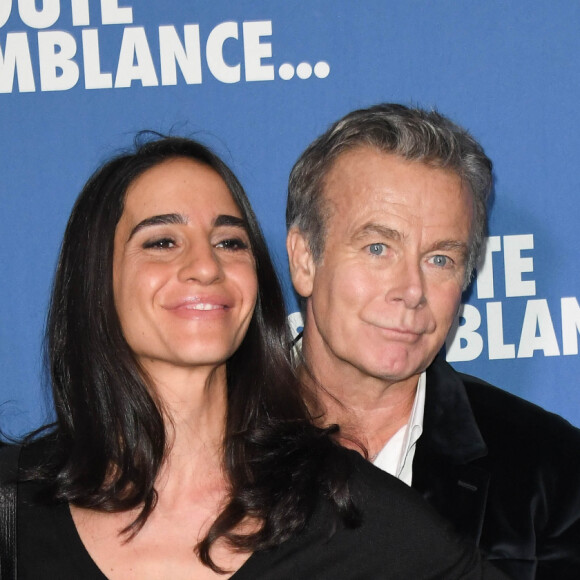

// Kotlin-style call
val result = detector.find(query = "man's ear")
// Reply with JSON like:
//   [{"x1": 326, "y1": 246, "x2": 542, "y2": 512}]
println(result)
[{"x1": 286, "y1": 227, "x2": 316, "y2": 298}]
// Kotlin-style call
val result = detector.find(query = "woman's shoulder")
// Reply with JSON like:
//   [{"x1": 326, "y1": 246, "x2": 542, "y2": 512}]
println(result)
[
  {"x1": 0, "y1": 433, "x2": 55, "y2": 487},
  {"x1": 15, "y1": 431, "x2": 61, "y2": 510},
  {"x1": 237, "y1": 448, "x2": 507, "y2": 579},
  {"x1": 344, "y1": 448, "x2": 453, "y2": 529},
  {"x1": 15, "y1": 434, "x2": 107, "y2": 579},
  {"x1": 17, "y1": 430, "x2": 59, "y2": 470}
]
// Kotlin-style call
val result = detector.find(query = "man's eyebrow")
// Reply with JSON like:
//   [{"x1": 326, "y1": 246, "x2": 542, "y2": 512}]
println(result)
[
  {"x1": 428, "y1": 240, "x2": 470, "y2": 265},
  {"x1": 128, "y1": 213, "x2": 188, "y2": 241},
  {"x1": 353, "y1": 223, "x2": 402, "y2": 241},
  {"x1": 431, "y1": 240, "x2": 469, "y2": 254},
  {"x1": 214, "y1": 214, "x2": 247, "y2": 229}
]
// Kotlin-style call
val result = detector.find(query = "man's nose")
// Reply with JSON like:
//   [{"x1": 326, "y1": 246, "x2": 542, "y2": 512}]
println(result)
[
  {"x1": 177, "y1": 243, "x2": 222, "y2": 285},
  {"x1": 385, "y1": 258, "x2": 426, "y2": 309}
]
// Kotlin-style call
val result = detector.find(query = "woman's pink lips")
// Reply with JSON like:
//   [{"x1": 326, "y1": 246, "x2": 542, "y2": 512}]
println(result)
[{"x1": 163, "y1": 296, "x2": 232, "y2": 319}]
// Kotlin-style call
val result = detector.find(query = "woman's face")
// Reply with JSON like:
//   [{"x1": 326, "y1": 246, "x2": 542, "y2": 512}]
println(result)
[{"x1": 112, "y1": 157, "x2": 258, "y2": 377}]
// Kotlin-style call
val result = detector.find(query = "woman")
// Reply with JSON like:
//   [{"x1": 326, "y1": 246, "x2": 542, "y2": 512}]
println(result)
[{"x1": 6, "y1": 136, "x2": 505, "y2": 578}]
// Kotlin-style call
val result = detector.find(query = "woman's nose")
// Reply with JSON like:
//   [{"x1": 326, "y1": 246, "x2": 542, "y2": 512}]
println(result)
[{"x1": 177, "y1": 243, "x2": 222, "y2": 285}]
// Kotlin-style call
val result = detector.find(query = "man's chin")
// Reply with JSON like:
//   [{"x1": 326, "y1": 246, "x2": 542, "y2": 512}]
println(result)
[
  {"x1": 359, "y1": 358, "x2": 422, "y2": 385},
  {"x1": 359, "y1": 348, "x2": 432, "y2": 384}
]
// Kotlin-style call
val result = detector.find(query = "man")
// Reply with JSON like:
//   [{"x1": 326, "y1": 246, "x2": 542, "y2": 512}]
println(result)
[{"x1": 286, "y1": 103, "x2": 580, "y2": 579}]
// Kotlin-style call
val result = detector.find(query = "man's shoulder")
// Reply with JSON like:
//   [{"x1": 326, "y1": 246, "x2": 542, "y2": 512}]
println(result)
[
  {"x1": 422, "y1": 362, "x2": 580, "y2": 575},
  {"x1": 456, "y1": 368, "x2": 580, "y2": 457}
]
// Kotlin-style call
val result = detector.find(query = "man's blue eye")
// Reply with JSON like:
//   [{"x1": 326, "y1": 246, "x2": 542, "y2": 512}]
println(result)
[
  {"x1": 432, "y1": 255, "x2": 448, "y2": 266},
  {"x1": 369, "y1": 243, "x2": 385, "y2": 255}
]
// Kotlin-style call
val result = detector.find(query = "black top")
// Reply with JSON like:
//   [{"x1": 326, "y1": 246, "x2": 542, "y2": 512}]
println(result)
[{"x1": 17, "y1": 438, "x2": 508, "y2": 579}]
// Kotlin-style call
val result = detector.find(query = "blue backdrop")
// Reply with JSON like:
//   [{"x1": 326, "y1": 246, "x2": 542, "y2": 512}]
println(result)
[{"x1": 1, "y1": 0, "x2": 579, "y2": 436}]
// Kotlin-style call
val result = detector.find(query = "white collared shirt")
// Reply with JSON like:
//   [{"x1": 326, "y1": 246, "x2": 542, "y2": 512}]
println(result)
[{"x1": 372, "y1": 372, "x2": 426, "y2": 486}]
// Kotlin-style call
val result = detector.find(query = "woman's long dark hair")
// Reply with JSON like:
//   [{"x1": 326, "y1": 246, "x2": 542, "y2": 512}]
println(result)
[{"x1": 41, "y1": 135, "x2": 358, "y2": 572}]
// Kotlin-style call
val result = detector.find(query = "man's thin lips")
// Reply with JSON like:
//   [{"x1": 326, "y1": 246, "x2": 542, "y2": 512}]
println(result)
[
  {"x1": 384, "y1": 328, "x2": 421, "y2": 335},
  {"x1": 368, "y1": 323, "x2": 425, "y2": 337}
]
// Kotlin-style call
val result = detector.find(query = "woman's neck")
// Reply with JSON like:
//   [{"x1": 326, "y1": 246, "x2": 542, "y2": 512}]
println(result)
[{"x1": 147, "y1": 362, "x2": 228, "y2": 479}]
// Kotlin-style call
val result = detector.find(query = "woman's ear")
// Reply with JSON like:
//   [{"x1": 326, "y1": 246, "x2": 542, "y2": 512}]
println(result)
[{"x1": 286, "y1": 227, "x2": 316, "y2": 298}]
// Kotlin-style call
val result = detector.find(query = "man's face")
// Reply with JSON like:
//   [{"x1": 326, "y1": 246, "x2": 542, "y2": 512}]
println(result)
[{"x1": 288, "y1": 146, "x2": 473, "y2": 388}]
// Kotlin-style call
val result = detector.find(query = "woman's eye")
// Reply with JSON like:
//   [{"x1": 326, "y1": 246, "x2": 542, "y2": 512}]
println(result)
[
  {"x1": 143, "y1": 237, "x2": 176, "y2": 249},
  {"x1": 368, "y1": 243, "x2": 387, "y2": 256},
  {"x1": 216, "y1": 238, "x2": 249, "y2": 251}
]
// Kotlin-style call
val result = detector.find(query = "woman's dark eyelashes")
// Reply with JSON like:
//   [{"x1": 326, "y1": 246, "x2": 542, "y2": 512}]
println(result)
[
  {"x1": 140, "y1": 232, "x2": 249, "y2": 251},
  {"x1": 216, "y1": 237, "x2": 249, "y2": 250},
  {"x1": 142, "y1": 237, "x2": 176, "y2": 249}
]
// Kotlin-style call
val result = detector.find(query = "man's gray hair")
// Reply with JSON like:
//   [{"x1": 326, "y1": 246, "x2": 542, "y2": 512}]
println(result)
[{"x1": 286, "y1": 103, "x2": 493, "y2": 287}]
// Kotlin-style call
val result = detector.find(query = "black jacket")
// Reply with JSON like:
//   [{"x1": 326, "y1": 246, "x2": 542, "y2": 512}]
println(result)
[{"x1": 414, "y1": 356, "x2": 580, "y2": 579}]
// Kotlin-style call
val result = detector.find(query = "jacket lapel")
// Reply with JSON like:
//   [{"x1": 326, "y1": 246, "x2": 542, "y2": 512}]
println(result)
[{"x1": 412, "y1": 356, "x2": 490, "y2": 543}]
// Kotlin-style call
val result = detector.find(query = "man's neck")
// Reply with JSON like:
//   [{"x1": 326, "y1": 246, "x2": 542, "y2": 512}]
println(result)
[{"x1": 299, "y1": 333, "x2": 419, "y2": 458}]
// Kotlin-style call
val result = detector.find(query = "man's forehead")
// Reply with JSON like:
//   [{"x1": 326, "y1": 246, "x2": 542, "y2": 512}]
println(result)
[
  {"x1": 322, "y1": 146, "x2": 470, "y2": 204},
  {"x1": 319, "y1": 147, "x2": 473, "y2": 242}
]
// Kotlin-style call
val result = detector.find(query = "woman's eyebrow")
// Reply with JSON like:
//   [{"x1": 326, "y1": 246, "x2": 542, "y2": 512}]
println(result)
[
  {"x1": 128, "y1": 213, "x2": 188, "y2": 241},
  {"x1": 214, "y1": 214, "x2": 247, "y2": 229}
]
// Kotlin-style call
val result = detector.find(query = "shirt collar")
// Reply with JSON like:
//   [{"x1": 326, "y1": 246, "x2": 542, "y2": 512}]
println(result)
[{"x1": 372, "y1": 371, "x2": 426, "y2": 486}]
